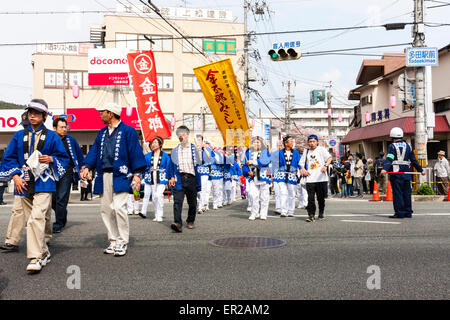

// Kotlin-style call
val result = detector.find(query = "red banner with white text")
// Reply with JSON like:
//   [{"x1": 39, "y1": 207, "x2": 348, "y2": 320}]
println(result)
[{"x1": 127, "y1": 51, "x2": 171, "y2": 142}]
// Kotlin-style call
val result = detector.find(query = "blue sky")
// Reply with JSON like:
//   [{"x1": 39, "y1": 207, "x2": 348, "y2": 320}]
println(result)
[{"x1": 0, "y1": 0, "x2": 448, "y2": 117}]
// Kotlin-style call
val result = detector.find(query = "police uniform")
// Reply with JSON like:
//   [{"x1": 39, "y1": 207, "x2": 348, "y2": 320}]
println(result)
[{"x1": 382, "y1": 140, "x2": 423, "y2": 218}]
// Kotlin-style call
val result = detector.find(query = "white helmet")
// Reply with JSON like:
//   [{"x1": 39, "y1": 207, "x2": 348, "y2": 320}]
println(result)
[{"x1": 390, "y1": 127, "x2": 403, "y2": 138}]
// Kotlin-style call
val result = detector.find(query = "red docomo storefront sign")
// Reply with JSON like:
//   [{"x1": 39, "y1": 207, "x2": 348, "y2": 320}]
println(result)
[
  {"x1": 88, "y1": 48, "x2": 130, "y2": 86},
  {"x1": 0, "y1": 109, "x2": 62, "y2": 132},
  {"x1": 67, "y1": 107, "x2": 140, "y2": 130}
]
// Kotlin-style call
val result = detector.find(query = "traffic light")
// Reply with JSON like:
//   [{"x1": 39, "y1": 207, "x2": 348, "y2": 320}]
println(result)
[{"x1": 268, "y1": 48, "x2": 301, "y2": 61}]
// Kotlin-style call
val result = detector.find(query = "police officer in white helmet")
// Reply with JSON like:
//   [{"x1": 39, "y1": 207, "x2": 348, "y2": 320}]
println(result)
[{"x1": 380, "y1": 127, "x2": 426, "y2": 218}]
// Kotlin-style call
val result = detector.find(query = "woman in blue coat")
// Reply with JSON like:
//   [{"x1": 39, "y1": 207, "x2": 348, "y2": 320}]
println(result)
[{"x1": 141, "y1": 136, "x2": 172, "y2": 221}]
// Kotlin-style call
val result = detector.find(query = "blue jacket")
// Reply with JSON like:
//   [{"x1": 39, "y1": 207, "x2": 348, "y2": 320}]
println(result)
[
  {"x1": 210, "y1": 150, "x2": 224, "y2": 180},
  {"x1": 231, "y1": 161, "x2": 242, "y2": 181},
  {"x1": 0, "y1": 125, "x2": 69, "y2": 194},
  {"x1": 198, "y1": 147, "x2": 212, "y2": 177},
  {"x1": 83, "y1": 122, "x2": 146, "y2": 194},
  {"x1": 272, "y1": 149, "x2": 301, "y2": 185},
  {"x1": 242, "y1": 148, "x2": 271, "y2": 184},
  {"x1": 168, "y1": 143, "x2": 202, "y2": 191},
  {"x1": 143, "y1": 151, "x2": 172, "y2": 185},
  {"x1": 382, "y1": 140, "x2": 423, "y2": 181},
  {"x1": 63, "y1": 135, "x2": 85, "y2": 182}
]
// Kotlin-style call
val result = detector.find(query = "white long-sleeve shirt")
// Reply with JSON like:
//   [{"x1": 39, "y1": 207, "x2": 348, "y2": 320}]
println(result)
[{"x1": 434, "y1": 158, "x2": 450, "y2": 178}]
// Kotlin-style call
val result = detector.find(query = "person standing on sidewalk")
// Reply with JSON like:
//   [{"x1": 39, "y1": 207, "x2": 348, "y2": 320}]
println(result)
[
  {"x1": 0, "y1": 99, "x2": 69, "y2": 273},
  {"x1": 374, "y1": 152, "x2": 386, "y2": 194},
  {"x1": 51, "y1": 118, "x2": 85, "y2": 233},
  {"x1": 299, "y1": 134, "x2": 332, "y2": 222},
  {"x1": 168, "y1": 126, "x2": 202, "y2": 233},
  {"x1": 80, "y1": 103, "x2": 146, "y2": 257},
  {"x1": 434, "y1": 150, "x2": 449, "y2": 195},
  {"x1": 353, "y1": 153, "x2": 365, "y2": 198}
]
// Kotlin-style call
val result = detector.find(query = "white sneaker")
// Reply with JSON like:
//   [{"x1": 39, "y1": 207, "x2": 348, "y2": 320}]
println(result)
[
  {"x1": 288, "y1": 213, "x2": 294, "y2": 217},
  {"x1": 247, "y1": 207, "x2": 251, "y2": 212},
  {"x1": 204, "y1": 207, "x2": 210, "y2": 211},
  {"x1": 134, "y1": 210, "x2": 140, "y2": 215},
  {"x1": 260, "y1": 216, "x2": 267, "y2": 220},
  {"x1": 280, "y1": 212, "x2": 287, "y2": 217},
  {"x1": 248, "y1": 215, "x2": 256, "y2": 221},
  {"x1": 154, "y1": 217, "x2": 163, "y2": 222},
  {"x1": 114, "y1": 244, "x2": 127, "y2": 257},
  {"x1": 218, "y1": 205, "x2": 223, "y2": 208},
  {"x1": 103, "y1": 244, "x2": 115, "y2": 254},
  {"x1": 213, "y1": 206, "x2": 218, "y2": 210},
  {"x1": 273, "y1": 209, "x2": 281, "y2": 214},
  {"x1": 127, "y1": 211, "x2": 134, "y2": 216},
  {"x1": 26, "y1": 252, "x2": 51, "y2": 272}
]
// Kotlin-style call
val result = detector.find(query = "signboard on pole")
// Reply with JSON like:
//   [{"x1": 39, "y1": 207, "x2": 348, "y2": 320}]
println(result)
[
  {"x1": 406, "y1": 47, "x2": 439, "y2": 67},
  {"x1": 127, "y1": 50, "x2": 172, "y2": 142},
  {"x1": 88, "y1": 48, "x2": 130, "y2": 86}
]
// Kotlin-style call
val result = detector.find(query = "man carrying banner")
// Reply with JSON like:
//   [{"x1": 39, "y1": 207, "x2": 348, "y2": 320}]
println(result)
[
  {"x1": 168, "y1": 126, "x2": 202, "y2": 232},
  {"x1": 80, "y1": 102, "x2": 146, "y2": 257},
  {"x1": 0, "y1": 99, "x2": 69, "y2": 273}
]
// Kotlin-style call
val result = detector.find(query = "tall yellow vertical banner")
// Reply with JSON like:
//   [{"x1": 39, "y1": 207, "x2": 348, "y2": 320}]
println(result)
[{"x1": 194, "y1": 58, "x2": 250, "y2": 146}]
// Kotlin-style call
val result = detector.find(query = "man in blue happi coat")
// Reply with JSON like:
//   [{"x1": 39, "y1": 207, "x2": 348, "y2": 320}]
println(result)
[
  {"x1": 0, "y1": 99, "x2": 69, "y2": 273},
  {"x1": 80, "y1": 103, "x2": 146, "y2": 257}
]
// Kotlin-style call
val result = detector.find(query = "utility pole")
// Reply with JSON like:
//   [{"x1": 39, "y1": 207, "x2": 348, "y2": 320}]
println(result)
[
  {"x1": 413, "y1": 0, "x2": 428, "y2": 171},
  {"x1": 327, "y1": 91, "x2": 332, "y2": 137},
  {"x1": 243, "y1": 0, "x2": 249, "y2": 120},
  {"x1": 62, "y1": 55, "x2": 66, "y2": 114},
  {"x1": 282, "y1": 80, "x2": 293, "y2": 135}
]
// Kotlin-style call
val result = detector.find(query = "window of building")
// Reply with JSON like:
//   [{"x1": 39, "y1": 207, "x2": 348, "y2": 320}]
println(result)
[
  {"x1": 44, "y1": 70, "x2": 56, "y2": 87},
  {"x1": 156, "y1": 74, "x2": 173, "y2": 91},
  {"x1": 182, "y1": 38, "x2": 202, "y2": 53},
  {"x1": 204, "y1": 114, "x2": 216, "y2": 130},
  {"x1": 152, "y1": 35, "x2": 173, "y2": 52},
  {"x1": 68, "y1": 71, "x2": 82, "y2": 87},
  {"x1": 56, "y1": 71, "x2": 67, "y2": 88},
  {"x1": 434, "y1": 99, "x2": 450, "y2": 113},
  {"x1": 138, "y1": 34, "x2": 151, "y2": 51},
  {"x1": 183, "y1": 74, "x2": 201, "y2": 91},
  {"x1": 183, "y1": 113, "x2": 203, "y2": 131},
  {"x1": 82, "y1": 72, "x2": 91, "y2": 89},
  {"x1": 115, "y1": 33, "x2": 138, "y2": 50}
]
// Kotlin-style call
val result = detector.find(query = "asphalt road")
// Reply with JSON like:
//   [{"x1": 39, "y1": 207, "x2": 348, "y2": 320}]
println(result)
[{"x1": 0, "y1": 193, "x2": 449, "y2": 300}]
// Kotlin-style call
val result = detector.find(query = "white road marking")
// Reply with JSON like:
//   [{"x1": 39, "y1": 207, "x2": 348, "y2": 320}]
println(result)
[{"x1": 340, "y1": 220, "x2": 401, "y2": 225}]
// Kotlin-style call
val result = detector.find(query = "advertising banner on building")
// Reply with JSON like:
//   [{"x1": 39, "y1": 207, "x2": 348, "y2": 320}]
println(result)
[
  {"x1": 66, "y1": 107, "x2": 141, "y2": 131},
  {"x1": 88, "y1": 48, "x2": 130, "y2": 86},
  {"x1": 127, "y1": 50, "x2": 172, "y2": 142},
  {"x1": 193, "y1": 58, "x2": 249, "y2": 146}
]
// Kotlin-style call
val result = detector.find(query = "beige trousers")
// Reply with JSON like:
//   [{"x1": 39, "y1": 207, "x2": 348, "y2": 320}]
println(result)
[
  {"x1": 20, "y1": 193, "x2": 52, "y2": 259},
  {"x1": 5, "y1": 195, "x2": 52, "y2": 247},
  {"x1": 100, "y1": 172, "x2": 129, "y2": 246}
]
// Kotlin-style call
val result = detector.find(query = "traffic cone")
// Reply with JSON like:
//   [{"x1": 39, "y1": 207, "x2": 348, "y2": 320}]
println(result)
[
  {"x1": 444, "y1": 185, "x2": 450, "y2": 202},
  {"x1": 384, "y1": 181, "x2": 393, "y2": 202},
  {"x1": 369, "y1": 181, "x2": 381, "y2": 202}
]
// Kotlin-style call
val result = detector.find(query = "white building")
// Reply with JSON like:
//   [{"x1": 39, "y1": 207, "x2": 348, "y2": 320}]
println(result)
[{"x1": 290, "y1": 101, "x2": 355, "y2": 141}]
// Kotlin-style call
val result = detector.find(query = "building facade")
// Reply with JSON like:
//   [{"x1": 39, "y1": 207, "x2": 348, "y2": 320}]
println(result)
[
  {"x1": 343, "y1": 45, "x2": 450, "y2": 162},
  {"x1": 27, "y1": 5, "x2": 244, "y2": 152}
]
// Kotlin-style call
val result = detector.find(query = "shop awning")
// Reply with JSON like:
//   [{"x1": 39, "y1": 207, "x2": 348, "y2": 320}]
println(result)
[{"x1": 341, "y1": 115, "x2": 450, "y2": 144}]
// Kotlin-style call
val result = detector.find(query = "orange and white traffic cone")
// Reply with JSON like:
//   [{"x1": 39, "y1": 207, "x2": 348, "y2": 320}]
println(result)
[
  {"x1": 384, "y1": 181, "x2": 393, "y2": 202},
  {"x1": 369, "y1": 181, "x2": 381, "y2": 202}
]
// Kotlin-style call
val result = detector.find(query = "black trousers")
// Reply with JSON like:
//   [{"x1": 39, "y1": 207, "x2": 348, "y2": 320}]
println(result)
[
  {"x1": 306, "y1": 182, "x2": 326, "y2": 217},
  {"x1": 173, "y1": 174, "x2": 198, "y2": 226},
  {"x1": 330, "y1": 177, "x2": 339, "y2": 195}
]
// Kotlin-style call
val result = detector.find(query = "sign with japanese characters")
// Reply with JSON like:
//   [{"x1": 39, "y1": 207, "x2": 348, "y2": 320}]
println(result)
[
  {"x1": 406, "y1": 47, "x2": 439, "y2": 67},
  {"x1": 194, "y1": 58, "x2": 250, "y2": 146},
  {"x1": 272, "y1": 41, "x2": 301, "y2": 51},
  {"x1": 88, "y1": 48, "x2": 130, "y2": 86},
  {"x1": 127, "y1": 50, "x2": 172, "y2": 142}
]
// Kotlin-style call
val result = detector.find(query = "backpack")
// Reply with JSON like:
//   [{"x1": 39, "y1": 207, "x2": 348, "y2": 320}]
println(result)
[{"x1": 376, "y1": 158, "x2": 384, "y2": 175}]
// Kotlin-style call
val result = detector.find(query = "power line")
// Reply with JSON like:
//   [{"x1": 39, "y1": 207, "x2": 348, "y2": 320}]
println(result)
[
  {"x1": 0, "y1": 10, "x2": 110, "y2": 15},
  {"x1": 1, "y1": 22, "x2": 437, "y2": 47}
]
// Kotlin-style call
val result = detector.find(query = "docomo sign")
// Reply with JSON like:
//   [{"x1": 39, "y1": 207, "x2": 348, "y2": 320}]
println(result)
[
  {"x1": 88, "y1": 48, "x2": 130, "y2": 86},
  {"x1": 0, "y1": 109, "x2": 62, "y2": 132}
]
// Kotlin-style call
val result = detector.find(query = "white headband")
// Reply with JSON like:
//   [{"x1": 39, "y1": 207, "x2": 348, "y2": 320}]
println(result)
[{"x1": 28, "y1": 102, "x2": 52, "y2": 116}]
